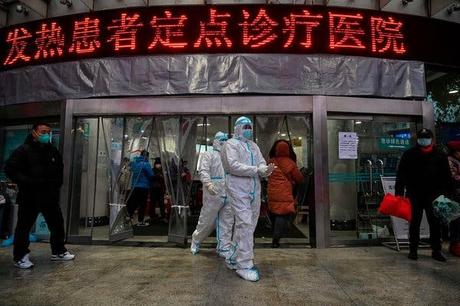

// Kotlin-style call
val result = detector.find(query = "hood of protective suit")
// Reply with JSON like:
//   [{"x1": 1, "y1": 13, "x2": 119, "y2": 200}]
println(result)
[
  {"x1": 275, "y1": 141, "x2": 290, "y2": 158},
  {"x1": 234, "y1": 116, "x2": 253, "y2": 141},
  {"x1": 213, "y1": 131, "x2": 228, "y2": 151}
]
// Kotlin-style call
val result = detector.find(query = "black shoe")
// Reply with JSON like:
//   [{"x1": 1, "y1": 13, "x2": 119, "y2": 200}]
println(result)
[
  {"x1": 271, "y1": 239, "x2": 280, "y2": 248},
  {"x1": 432, "y1": 251, "x2": 447, "y2": 262},
  {"x1": 408, "y1": 251, "x2": 418, "y2": 260}
]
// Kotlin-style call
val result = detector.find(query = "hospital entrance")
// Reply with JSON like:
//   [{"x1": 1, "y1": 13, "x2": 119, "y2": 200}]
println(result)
[{"x1": 67, "y1": 114, "x2": 313, "y2": 246}]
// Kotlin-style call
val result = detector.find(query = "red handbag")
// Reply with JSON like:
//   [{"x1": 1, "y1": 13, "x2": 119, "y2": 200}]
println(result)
[{"x1": 378, "y1": 193, "x2": 412, "y2": 223}]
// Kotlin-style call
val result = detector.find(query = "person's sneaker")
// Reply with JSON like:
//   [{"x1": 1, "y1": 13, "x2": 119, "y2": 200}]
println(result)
[
  {"x1": 408, "y1": 251, "x2": 418, "y2": 260},
  {"x1": 236, "y1": 267, "x2": 260, "y2": 282},
  {"x1": 190, "y1": 240, "x2": 200, "y2": 255},
  {"x1": 14, "y1": 254, "x2": 34, "y2": 269},
  {"x1": 432, "y1": 251, "x2": 447, "y2": 262},
  {"x1": 51, "y1": 251, "x2": 75, "y2": 261}
]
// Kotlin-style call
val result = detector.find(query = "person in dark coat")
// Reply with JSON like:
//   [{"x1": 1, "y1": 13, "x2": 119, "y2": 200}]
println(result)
[
  {"x1": 446, "y1": 140, "x2": 460, "y2": 256},
  {"x1": 4, "y1": 122, "x2": 75, "y2": 269},
  {"x1": 150, "y1": 157, "x2": 167, "y2": 223},
  {"x1": 395, "y1": 128, "x2": 453, "y2": 261}
]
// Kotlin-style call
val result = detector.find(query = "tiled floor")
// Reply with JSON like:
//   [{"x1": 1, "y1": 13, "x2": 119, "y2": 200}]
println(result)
[{"x1": 1, "y1": 243, "x2": 459, "y2": 306}]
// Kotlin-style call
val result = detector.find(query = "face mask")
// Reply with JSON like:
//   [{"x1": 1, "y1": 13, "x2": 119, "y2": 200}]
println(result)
[
  {"x1": 417, "y1": 138, "x2": 432, "y2": 147},
  {"x1": 242, "y1": 129, "x2": 253, "y2": 140},
  {"x1": 37, "y1": 133, "x2": 51, "y2": 144}
]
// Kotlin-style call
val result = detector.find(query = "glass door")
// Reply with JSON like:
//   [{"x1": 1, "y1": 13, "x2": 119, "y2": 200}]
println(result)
[
  {"x1": 327, "y1": 116, "x2": 419, "y2": 243},
  {"x1": 255, "y1": 115, "x2": 313, "y2": 244}
]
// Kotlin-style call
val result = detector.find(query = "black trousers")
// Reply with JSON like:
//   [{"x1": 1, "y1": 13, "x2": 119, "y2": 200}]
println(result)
[
  {"x1": 450, "y1": 218, "x2": 460, "y2": 243},
  {"x1": 13, "y1": 202, "x2": 67, "y2": 261},
  {"x1": 127, "y1": 188, "x2": 149, "y2": 222},
  {"x1": 409, "y1": 197, "x2": 441, "y2": 252},
  {"x1": 150, "y1": 188, "x2": 165, "y2": 219},
  {"x1": 271, "y1": 213, "x2": 292, "y2": 241}
]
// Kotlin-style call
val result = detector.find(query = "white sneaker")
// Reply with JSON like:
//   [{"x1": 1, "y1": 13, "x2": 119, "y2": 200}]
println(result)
[
  {"x1": 190, "y1": 240, "x2": 200, "y2": 255},
  {"x1": 51, "y1": 251, "x2": 75, "y2": 261},
  {"x1": 236, "y1": 267, "x2": 260, "y2": 282},
  {"x1": 137, "y1": 221, "x2": 149, "y2": 227},
  {"x1": 14, "y1": 254, "x2": 34, "y2": 269}
]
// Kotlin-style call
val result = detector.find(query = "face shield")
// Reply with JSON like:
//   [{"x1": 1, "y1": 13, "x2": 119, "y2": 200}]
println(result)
[{"x1": 234, "y1": 116, "x2": 253, "y2": 140}]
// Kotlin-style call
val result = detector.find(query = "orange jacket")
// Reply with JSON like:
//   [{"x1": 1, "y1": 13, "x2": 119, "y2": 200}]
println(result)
[{"x1": 267, "y1": 141, "x2": 304, "y2": 215}]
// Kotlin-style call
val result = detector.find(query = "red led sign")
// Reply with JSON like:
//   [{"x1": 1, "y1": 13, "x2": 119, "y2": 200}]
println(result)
[{"x1": 0, "y1": 5, "x2": 459, "y2": 70}]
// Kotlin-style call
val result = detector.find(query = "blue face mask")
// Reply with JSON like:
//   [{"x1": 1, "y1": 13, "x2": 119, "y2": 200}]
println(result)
[
  {"x1": 37, "y1": 133, "x2": 51, "y2": 144},
  {"x1": 417, "y1": 138, "x2": 432, "y2": 147},
  {"x1": 242, "y1": 129, "x2": 253, "y2": 140}
]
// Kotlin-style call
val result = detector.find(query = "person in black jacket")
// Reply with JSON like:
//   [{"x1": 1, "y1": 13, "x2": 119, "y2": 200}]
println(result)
[
  {"x1": 395, "y1": 128, "x2": 453, "y2": 262},
  {"x1": 4, "y1": 122, "x2": 75, "y2": 269},
  {"x1": 150, "y1": 157, "x2": 167, "y2": 224}
]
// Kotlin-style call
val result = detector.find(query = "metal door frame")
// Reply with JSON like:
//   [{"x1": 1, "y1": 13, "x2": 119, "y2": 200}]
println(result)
[{"x1": 61, "y1": 95, "x2": 433, "y2": 248}]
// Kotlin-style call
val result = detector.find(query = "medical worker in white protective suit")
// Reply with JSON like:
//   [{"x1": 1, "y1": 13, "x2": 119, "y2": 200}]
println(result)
[
  {"x1": 221, "y1": 116, "x2": 275, "y2": 282},
  {"x1": 191, "y1": 132, "x2": 234, "y2": 258}
]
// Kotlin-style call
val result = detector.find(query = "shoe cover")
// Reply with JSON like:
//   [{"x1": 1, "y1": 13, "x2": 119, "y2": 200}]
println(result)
[
  {"x1": 190, "y1": 241, "x2": 200, "y2": 255},
  {"x1": 225, "y1": 259, "x2": 237, "y2": 270},
  {"x1": 236, "y1": 267, "x2": 260, "y2": 282}
]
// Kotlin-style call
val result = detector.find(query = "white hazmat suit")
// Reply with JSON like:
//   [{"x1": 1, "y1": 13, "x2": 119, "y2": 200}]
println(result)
[
  {"x1": 191, "y1": 132, "x2": 234, "y2": 258},
  {"x1": 221, "y1": 117, "x2": 274, "y2": 282}
]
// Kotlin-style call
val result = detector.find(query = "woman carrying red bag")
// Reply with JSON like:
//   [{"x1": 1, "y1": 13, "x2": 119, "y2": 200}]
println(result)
[
  {"x1": 395, "y1": 128, "x2": 453, "y2": 261},
  {"x1": 267, "y1": 140, "x2": 304, "y2": 248}
]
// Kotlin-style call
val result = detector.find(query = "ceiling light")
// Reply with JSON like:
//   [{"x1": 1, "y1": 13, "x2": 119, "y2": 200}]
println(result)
[
  {"x1": 355, "y1": 121, "x2": 362, "y2": 125},
  {"x1": 447, "y1": 4, "x2": 460, "y2": 15},
  {"x1": 280, "y1": 133, "x2": 287, "y2": 137},
  {"x1": 449, "y1": 90, "x2": 459, "y2": 94},
  {"x1": 15, "y1": 4, "x2": 29, "y2": 16},
  {"x1": 59, "y1": 0, "x2": 73, "y2": 8}
]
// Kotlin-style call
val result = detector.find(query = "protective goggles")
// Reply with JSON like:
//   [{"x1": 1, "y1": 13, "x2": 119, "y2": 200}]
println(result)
[{"x1": 242, "y1": 124, "x2": 252, "y2": 130}]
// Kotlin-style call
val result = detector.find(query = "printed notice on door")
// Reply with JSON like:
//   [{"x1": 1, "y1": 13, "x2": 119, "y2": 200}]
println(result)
[{"x1": 338, "y1": 132, "x2": 358, "y2": 159}]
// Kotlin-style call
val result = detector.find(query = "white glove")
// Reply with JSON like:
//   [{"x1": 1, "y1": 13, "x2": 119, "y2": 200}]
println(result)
[
  {"x1": 257, "y1": 163, "x2": 275, "y2": 177},
  {"x1": 205, "y1": 182, "x2": 219, "y2": 195},
  {"x1": 266, "y1": 163, "x2": 275, "y2": 176}
]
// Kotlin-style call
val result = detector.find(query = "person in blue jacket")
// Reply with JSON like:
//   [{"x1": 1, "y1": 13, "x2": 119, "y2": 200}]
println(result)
[{"x1": 126, "y1": 150, "x2": 154, "y2": 226}]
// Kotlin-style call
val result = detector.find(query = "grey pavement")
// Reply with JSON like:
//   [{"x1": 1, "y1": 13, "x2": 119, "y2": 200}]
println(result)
[{"x1": 1, "y1": 243, "x2": 459, "y2": 306}]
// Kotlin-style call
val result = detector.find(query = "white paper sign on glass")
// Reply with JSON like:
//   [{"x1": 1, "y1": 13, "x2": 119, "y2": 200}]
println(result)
[{"x1": 338, "y1": 132, "x2": 358, "y2": 159}]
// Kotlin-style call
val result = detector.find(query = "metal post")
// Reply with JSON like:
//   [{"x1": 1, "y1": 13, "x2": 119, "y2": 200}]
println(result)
[
  {"x1": 312, "y1": 96, "x2": 330, "y2": 248},
  {"x1": 60, "y1": 99, "x2": 74, "y2": 233}
]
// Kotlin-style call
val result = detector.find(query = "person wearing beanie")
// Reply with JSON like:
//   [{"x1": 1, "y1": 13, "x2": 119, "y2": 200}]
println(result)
[{"x1": 395, "y1": 128, "x2": 453, "y2": 262}]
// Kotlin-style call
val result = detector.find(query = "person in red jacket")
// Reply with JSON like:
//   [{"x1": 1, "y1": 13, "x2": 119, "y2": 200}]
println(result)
[{"x1": 267, "y1": 140, "x2": 304, "y2": 248}]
